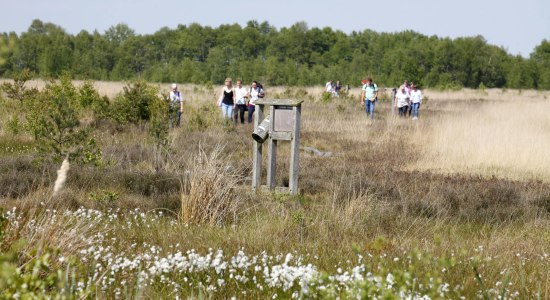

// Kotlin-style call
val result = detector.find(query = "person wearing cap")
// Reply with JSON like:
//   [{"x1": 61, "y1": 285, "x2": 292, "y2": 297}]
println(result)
[{"x1": 168, "y1": 83, "x2": 183, "y2": 128}]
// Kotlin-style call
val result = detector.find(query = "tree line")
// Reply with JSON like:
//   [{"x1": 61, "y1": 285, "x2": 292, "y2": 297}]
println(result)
[{"x1": 1, "y1": 19, "x2": 549, "y2": 89}]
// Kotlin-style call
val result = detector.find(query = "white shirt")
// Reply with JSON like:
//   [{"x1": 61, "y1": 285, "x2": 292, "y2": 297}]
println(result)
[
  {"x1": 235, "y1": 86, "x2": 248, "y2": 105},
  {"x1": 410, "y1": 89, "x2": 422, "y2": 104},
  {"x1": 169, "y1": 90, "x2": 183, "y2": 105},
  {"x1": 396, "y1": 91, "x2": 410, "y2": 108},
  {"x1": 248, "y1": 87, "x2": 264, "y2": 106},
  {"x1": 325, "y1": 82, "x2": 333, "y2": 93}
]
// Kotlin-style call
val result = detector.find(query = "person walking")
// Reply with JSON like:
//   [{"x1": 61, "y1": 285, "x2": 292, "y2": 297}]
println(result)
[
  {"x1": 168, "y1": 83, "x2": 183, "y2": 128},
  {"x1": 234, "y1": 79, "x2": 248, "y2": 124},
  {"x1": 217, "y1": 78, "x2": 236, "y2": 120},
  {"x1": 325, "y1": 80, "x2": 334, "y2": 94},
  {"x1": 409, "y1": 84, "x2": 422, "y2": 120},
  {"x1": 246, "y1": 81, "x2": 264, "y2": 123},
  {"x1": 334, "y1": 80, "x2": 342, "y2": 97},
  {"x1": 395, "y1": 86, "x2": 410, "y2": 117},
  {"x1": 360, "y1": 77, "x2": 378, "y2": 120}
]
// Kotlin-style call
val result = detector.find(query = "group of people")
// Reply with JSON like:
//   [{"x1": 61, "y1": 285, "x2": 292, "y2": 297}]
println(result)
[
  {"x1": 325, "y1": 80, "x2": 346, "y2": 97},
  {"x1": 217, "y1": 78, "x2": 265, "y2": 124},
  {"x1": 358, "y1": 77, "x2": 423, "y2": 120},
  {"x1": 167, "y1": 77, "x2": 423, "y2": 129},
  {"x1": 166, "y1": 78, "x2": 265, "y2": 129},
  {"x1": 393, "y1": 80, "x2": 423, "y2": 120}
]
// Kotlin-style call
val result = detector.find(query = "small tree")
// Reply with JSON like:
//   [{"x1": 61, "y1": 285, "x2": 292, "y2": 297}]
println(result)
[
  {"x1": 1, "y1": 68, "x2": 38, "y2": 103},
  {"x1": 24, "y1": 72, "x2": 89, "y2": 157}
]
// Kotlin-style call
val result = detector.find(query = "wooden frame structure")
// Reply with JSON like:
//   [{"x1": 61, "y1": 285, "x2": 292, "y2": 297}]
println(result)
[{"x1": 252, "y1": 99, "x2": 303, "y2": 195}]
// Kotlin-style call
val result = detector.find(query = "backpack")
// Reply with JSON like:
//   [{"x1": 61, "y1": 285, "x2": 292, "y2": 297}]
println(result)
[
  {"x1": 250, "y1": 83, "x2": 265, "y2": 98},
  {"x1": 362, "y1": 83, "x2": 378, "y2": 101},
  {"x1": 257, "y1": 82, "x2": 265, "y2": 98}
]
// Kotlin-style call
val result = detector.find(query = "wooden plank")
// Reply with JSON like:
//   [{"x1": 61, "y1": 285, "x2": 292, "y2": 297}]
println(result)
[
  {"x1": 256, "y1": 185, "x2": 289, "y2": 194},
  {"x1": 255, "y1": 99, "x2": 304, "y2": 106},
  {"x1": 271, "y1": 131, "x2": 292, "y2": 141},
  {"x1": 274, "y1": 107, "x2": 294, "y2": 132}
]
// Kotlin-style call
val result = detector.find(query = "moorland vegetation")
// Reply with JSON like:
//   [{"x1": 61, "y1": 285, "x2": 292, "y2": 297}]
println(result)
[{"x1": 1, "y1": 73, "x2": 549, "y2": 298}]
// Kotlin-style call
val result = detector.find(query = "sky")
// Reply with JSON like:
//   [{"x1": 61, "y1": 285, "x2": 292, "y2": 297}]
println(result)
[{"x1": 1, "y1": 0, "x2": 549, "y2": 57}]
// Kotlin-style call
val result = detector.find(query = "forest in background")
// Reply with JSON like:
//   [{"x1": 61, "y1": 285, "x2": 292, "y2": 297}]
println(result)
[{"x1": 1, "y1": 19, "x2": 549, "y2": 89}]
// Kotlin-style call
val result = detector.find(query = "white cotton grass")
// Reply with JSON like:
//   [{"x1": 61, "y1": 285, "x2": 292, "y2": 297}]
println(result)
[
  {"x1": 2, "y1": 207, "x2": 536, "y2": 298},
  {"x1": 53, "y1": 157, "x2": 70, "y2": 197}
]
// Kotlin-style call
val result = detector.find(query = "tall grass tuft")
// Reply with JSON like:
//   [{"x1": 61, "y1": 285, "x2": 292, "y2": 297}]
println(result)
[{"x1": 180, "y1": 144, "x2": 244, "y2": 226}]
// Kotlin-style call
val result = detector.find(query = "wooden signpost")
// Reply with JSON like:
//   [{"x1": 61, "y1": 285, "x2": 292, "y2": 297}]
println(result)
[{"x1": 252, "y1": 99, "x2": 303, "y2": 195}]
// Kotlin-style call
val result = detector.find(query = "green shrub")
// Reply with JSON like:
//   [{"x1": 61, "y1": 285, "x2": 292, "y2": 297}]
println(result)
[
  {"x1": 111, "y1": 80, "x2": 163, "y2": 124},
  {"x1": 24, "y1": 72, "x2": 89, "y2": 157},
  {"x1": 5, "y1": 115, "x2": 23, "y2": 135},
  {"x1": 89, "y1": 189, "x2": 120, "y2": 203},
  {"x1": 0, "y1": 249, "x2": 68, "y2": 299},
  {"x1": 78, "y1": 80, "x2": 111, "y2": 123},
  {"x1": 0, "y1": 68, "x2": 38, "y2": 103},
  {"x1": 187, "y1": 103, "x2": 220, "y2": 130},
  {"x1": 320, "y1": 92, "x2": 332, "y2": 103}
]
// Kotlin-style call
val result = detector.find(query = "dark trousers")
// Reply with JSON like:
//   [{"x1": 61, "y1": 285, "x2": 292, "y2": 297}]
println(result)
[
  {"x1": 247, "y1": 105, "x2": 255, "y2": 123},
  {"x1": 398, "y1": 106, "x2": 409, "y2": 117},
  {"x1": 234, "y1": 104, "x2": 247, "y2": 124},
  {"x1": 169, "y1": 107, "x2": 181, "y2": 128}
]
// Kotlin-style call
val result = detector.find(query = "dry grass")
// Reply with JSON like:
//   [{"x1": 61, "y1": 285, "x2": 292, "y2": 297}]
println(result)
[
  {"x1": 411, "y1": 97, "x2": 550, "y2": 181},
  {"x1": 1, "y1": 199, "x2": 102, "y2": 263},
  {"x1": 180, "y1": 144, "x2": 246, "y2": 225}
]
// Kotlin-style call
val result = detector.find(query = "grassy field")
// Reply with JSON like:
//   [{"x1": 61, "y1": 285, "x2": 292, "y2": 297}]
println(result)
[{"x1": 1, "y1": 80, "x2": 550, "y2": 299}]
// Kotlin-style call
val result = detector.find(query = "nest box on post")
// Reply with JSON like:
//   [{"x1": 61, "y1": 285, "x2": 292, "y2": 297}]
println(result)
[{"x1": 251, "y1": 99, "x2": 303, "y2": 195}]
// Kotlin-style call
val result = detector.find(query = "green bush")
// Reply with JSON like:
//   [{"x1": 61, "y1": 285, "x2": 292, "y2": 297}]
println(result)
[
  {"x1": 111, "y1": 80, "x2": 163, "y2": 124},
  {"x1": 0, "y1": 249, "x2": 69, "y2": 299},
  {"x1": 5, "y1": 115, "x2": 23, "y2": 135},
  {"x1": 24, "y1": 72, "x2": 89, "y2": 157},
  {"x1": 320, "y1": 92, "x2": 332, "y2": 103},
  {"x1": 77, "y1": 80, "x2": 111, "y2": 124},
  {"x1": 0, "y1": 68, "x2": 38, "y2": 103},
  {"x1": 187, "y1": 103, "x2": 220, "y2": 130}
]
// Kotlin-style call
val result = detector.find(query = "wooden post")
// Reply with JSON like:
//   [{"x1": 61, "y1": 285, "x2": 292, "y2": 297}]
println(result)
[
  {"x1": 289, "y1": 105, "x2": 301, "y2": 194},
  {"x1": 252, "y1": 104, "x2": 264, "y2": 192},
  {"x1": 391, "y1": 88, "x2": 396, "y2": 115},
  {"x1": 266, "y1": 105, "x2": 276, "y2": 190}
]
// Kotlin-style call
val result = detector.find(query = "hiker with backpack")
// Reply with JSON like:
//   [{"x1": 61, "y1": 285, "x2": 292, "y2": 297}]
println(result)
[
  {"x1": 168, "y1": 83, "x2": 183, "y2": 128},
  {"x1": 360, "y1": 77, "x2": 379, "y2": 120},
  {"x1": 246, "y1": 81, "x2": 265, "y2": 123}
]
